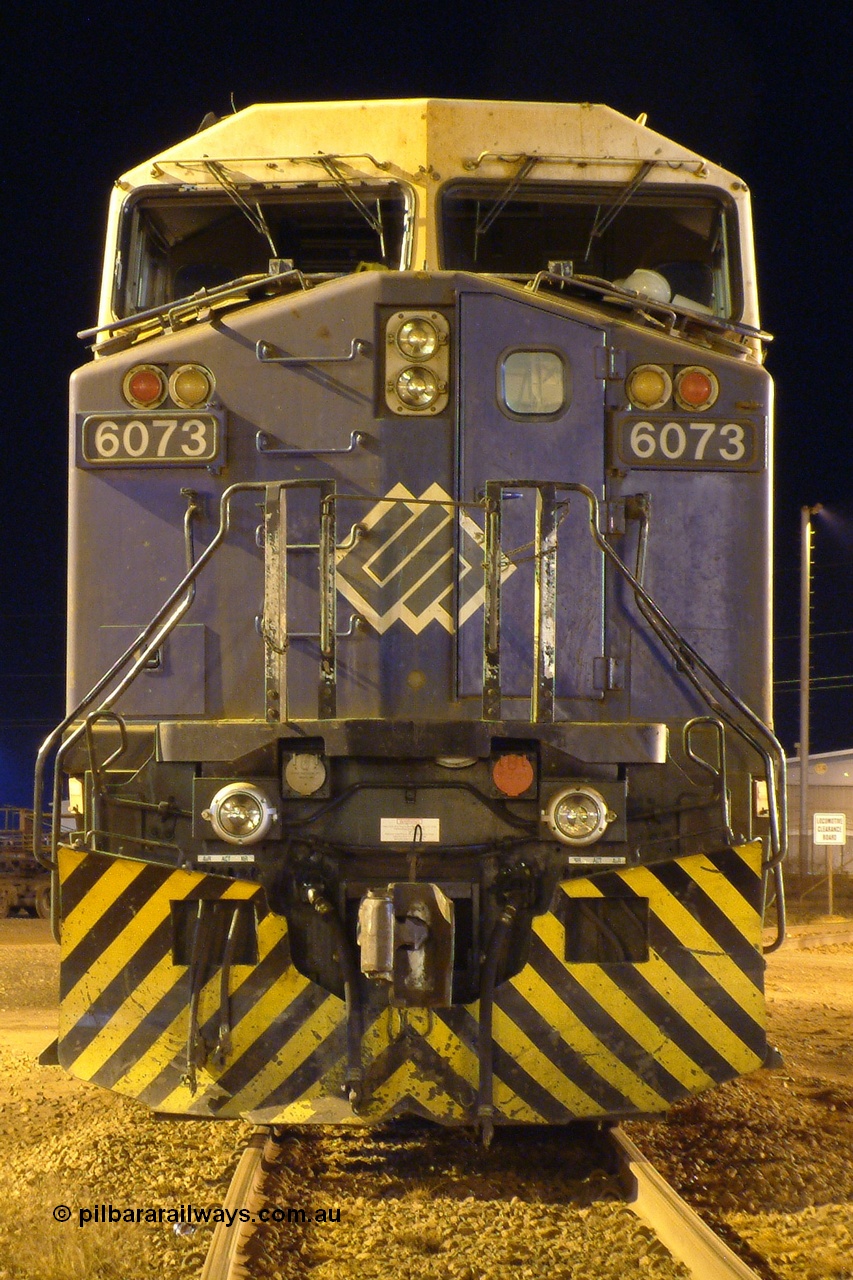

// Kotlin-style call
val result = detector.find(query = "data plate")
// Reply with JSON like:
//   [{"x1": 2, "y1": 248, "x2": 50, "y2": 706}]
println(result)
[
  {"x1": 80, "y1": 413, "x2": 221, "y2": 466},
  {"x1": 612, "y1": 414, "x2": 763, "y2": 470}
]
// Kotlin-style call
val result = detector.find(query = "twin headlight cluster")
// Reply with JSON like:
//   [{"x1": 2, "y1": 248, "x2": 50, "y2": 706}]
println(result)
[{"x1": 384, "y1": 311, "x2": 450, "y2": 416}]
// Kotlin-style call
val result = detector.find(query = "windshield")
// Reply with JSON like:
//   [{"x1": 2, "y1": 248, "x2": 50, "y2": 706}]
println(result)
[
  {"x1": 440, "y1": 181, "x2": 741, "y2": 319},
  {"x1": 116, "y1": 182, "x2": 411, "y2": 317}
]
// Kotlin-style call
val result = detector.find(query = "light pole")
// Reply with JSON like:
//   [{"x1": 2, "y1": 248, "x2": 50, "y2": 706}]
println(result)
[{"x1": 799, "y1": 503, "x2": 823, "y2": 880}]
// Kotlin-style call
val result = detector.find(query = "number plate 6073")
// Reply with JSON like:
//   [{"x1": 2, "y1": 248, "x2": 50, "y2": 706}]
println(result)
[
  {"x1": 81, "y1": 414, "x2": 220, "y2": 466},
  {"x1": 614, "y1": 414, "x2": 761, "y2": 470}
]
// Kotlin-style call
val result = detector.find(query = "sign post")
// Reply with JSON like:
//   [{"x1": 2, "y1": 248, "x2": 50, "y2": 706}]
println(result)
[{"x1": 813, "y1": 813, "x2": 847, "y2": 916}]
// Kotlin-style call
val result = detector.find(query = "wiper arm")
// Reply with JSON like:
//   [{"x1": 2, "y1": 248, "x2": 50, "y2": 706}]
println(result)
[
  {"x1": 474, "y1": 155, "x2": 539, "y2": 259},
  {"x1": 78, "y1": 266, "x2": 307, "y2": 349},
  {"x1": 314, "y1": 155, "x2": 386, "y2": 257},
  {"x1": 204, "y1": 160, "x2": 278, "y2": 258},
  {"x1": 583, "y1": 159, "x2": 655, "y2": 262}
]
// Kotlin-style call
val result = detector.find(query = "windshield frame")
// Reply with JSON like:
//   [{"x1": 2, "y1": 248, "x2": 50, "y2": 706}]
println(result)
[
  {"x1": 113, "y1": 178, "x2": 416, "y2": 318},
  {"x1": 437, "y1": 178, "x2": 743, "y2": 322}
]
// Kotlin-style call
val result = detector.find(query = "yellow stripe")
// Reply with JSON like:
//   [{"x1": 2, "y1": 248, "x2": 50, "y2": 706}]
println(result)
[
  {"x1": 115, "y1": 915, "x2": 305, "y2": 1101},
  {"x1": 511, "y1": 925, "x2": 669, "y2": 1112},
  {"x1": 532, "y1": 912, "x2": 715, "y2": 1094},
  {"x1": 626, "y1": 866, "x2": 764, "y2": 1019},
  {"x1": 681, "y1": 853, "x2": 761, "y2": 947},
  {"x1": 490, "y1": 1003, "x2": 605, "y2": 1118},
  {"x1": 362, "y1": 1059, "x2": 467, "y2": 1121},
  {"x1": 221, "y1": 991, "x2": 344, "y2": 1116},
  {"x1": 61, "y1": 856, "x2": 149, "y2": 955},
  {"x1": 554, "y1": 868, "x2": 763, "y2": 1072},
  {"x1": 61, "y1": 872, "x2": 254, "y2": 1012}
]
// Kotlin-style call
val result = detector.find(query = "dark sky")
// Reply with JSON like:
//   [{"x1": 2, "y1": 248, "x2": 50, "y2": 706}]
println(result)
[{"x1": 2, "y1": 1, "x2": 851, "y2": 805}]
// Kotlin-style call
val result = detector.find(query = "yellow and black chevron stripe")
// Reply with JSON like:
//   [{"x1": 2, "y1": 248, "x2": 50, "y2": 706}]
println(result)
[{"x1": 57, "y1": 840, "x2": 767, "y2": 1124}]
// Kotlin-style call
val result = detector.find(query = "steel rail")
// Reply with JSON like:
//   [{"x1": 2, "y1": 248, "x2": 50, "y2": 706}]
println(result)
[
  {"x1": 201, "y1": 1128, "x2": 281, "y2": 1280},
  {"x1": 611, "y1": 1126, "x2": 762, "y2": 1280}
]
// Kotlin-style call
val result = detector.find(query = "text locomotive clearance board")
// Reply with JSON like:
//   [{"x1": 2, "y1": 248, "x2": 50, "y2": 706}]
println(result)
[{"x1": 813, "y1": 813, "x2": 847, "y2": 845}]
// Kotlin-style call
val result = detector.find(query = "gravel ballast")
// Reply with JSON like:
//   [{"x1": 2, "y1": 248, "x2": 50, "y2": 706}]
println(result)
[{"x1": 1, "y1": 918, "x2": 851, "y2": 1279}]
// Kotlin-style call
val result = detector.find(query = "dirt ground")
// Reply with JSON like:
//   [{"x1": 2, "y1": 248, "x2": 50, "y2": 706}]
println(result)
[{"x1": 0, "y1": 917, "x2": 852, "y2": 1278}]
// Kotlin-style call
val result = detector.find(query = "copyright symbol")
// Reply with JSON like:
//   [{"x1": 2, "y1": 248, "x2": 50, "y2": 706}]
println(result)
[{"x1": 53, "y1": 1205, "x2": 72, "y2": 1222}]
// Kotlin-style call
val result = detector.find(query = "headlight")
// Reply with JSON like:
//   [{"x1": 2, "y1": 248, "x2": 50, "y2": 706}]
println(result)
[
  {"x1": 395, "y1": 366, "x2": 441, "y2": 409},
  {"x1": 396, "y1": 318, "x2": 439, "y2": 360},
  {"x1": 384, "y1": 311, "x2": 450, "y2": 416},
  {"x1": 202, "y1": 783, "x2": 277, "y2": 845},
  {"x1": 544, "y1": 786, "x2": 614, "y2": 846}
]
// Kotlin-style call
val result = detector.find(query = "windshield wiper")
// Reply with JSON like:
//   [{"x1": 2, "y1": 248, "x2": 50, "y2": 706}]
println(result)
[
  {"x1": 314, "y1": 154, "x2": 387, "y2": 258},
  {"x1": 78, "y1": 265, "x2": 309, "y2": 351},
  {"x1": 203, "y1": 160, "x2": 278, "y2": 258},
  {"x1": 583, "y1": 159, "x2": 655, "y2": 262},
  {"x1": 526, "y1": 268, "x2": 773, "y2": 346},
  {"x1": 473, "y1": 155, "x2": 540, "y2": 260}
]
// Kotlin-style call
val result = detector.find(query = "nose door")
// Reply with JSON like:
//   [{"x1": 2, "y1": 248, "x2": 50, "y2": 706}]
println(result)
[{"x1": 457, "y1": 290, "x2": 607, "y2": 710}]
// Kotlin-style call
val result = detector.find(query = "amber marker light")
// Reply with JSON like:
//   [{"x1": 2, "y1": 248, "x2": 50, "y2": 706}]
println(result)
[
  {"x1": 122, "y1": 365, "x2": 167, "y2": 408},
  {"x1": 674, "y1": 366, "x2": 719, "y2": 411},
  {"x1": 169, "y1": 364, "x2": 214, "y2": 409},
  {"x1": 626, "y1": 364, "x2": 671, "y2": 411}
]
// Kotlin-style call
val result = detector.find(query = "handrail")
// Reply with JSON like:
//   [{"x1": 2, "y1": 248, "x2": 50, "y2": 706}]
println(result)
[{"x1": 34, "y1": 483, "x2": 261, "y2": 868}]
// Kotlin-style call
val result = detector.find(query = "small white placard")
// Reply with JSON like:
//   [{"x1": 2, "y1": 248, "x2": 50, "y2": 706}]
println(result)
[
  {"x1": 197, "y1": 853, "x2": 256, "y2": 862},
  {"x1": 380, "y1": 818, "x2": 440, "y2": 843},
  {"x1": 813, "y1": 813, "x2": 847, "y2": 845}
]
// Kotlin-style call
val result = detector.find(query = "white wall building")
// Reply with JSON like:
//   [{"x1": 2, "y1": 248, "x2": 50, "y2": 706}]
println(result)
[{"x1": 786, "y1": 748, "x2": 853, "y2": 876}]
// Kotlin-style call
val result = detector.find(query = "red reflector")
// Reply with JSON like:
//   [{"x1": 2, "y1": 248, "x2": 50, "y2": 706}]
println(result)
[
  {"x1": 492, "y1": 754, "x2": 535, "y2": 798},
  {"x1": 127, "y1": 368, "x2": 164, "y2": 405},
  {"x1": 678, "y1": 370, "x2": 713, "y2": 407}
]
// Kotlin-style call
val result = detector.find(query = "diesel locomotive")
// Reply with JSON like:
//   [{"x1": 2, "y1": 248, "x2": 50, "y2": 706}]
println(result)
[{"x1": 37, "y1": 99, "x2": 786, "y2": 1134}]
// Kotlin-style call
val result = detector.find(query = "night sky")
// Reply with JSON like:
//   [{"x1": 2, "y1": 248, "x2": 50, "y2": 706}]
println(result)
[{"x1": 2, "y1": 1, "x2": 851, "y2": 806}]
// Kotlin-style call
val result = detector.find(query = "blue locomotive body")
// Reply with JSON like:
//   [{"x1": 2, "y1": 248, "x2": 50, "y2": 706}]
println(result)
[{"x1": 41, "y1": 101, "x2": 785, "y2": 1129}]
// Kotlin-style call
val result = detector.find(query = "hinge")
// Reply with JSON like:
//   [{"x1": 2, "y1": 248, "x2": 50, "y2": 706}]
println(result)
[
  {"x1": 594, "y1": 655, "x2": 624, "y2": 692},
  {"x1": 595, "y1": 345, "x2": 626, "y2": 381}
]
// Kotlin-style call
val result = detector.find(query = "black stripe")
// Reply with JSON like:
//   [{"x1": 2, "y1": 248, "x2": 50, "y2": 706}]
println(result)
[
  {"x1": 707, "y1": 847, "x2": 763, "y2": 908},
  {"x1": 59, "y1": 851, "x2": 117, "y2": 915},
  {"x1": 61, "y1": 884, "x2": 260, "y2": 1082},
  {"x1": 596, "y1": 961, "x2": 744, "y2": 1084},
  {"x1": 525, "y1": 934, "x2": 689, "y2": 1106},
  {"x1": 363, "y1": 1032, "x2": 477, "y2": 1112},
  {"x1": 633, "y1": 907, "x2": 767, "y2": 1055},
  {"x1": 137, "y1": 944, "x2": 322, "y2": 1108},
  {"x1": 60, "y1": 915, "x2": 176, "y2": 1064},
  {"x1": 495, "y1": 978, "x2": 638, "y2": 1113},
  {"x1": 649, "y1": 861, "x2": 764, "y2": 990},
  {"x1": 438, "y1": 1006, "x2": 574, "y2": 1123},
  {"x1": 61, "y1": 863, "x2": 190, "y2": 995},
  {"x1": 60, "y1": 879, "x2": 237, "y2": 1058},
  {"x1": 254, "y1": 1020, "x2": 352, "y2": 1111}
]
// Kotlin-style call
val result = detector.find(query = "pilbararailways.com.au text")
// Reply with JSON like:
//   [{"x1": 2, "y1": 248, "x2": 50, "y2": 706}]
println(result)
[{"x1": 53, "y1": 1203, "x2": 341, "y2": 1228}]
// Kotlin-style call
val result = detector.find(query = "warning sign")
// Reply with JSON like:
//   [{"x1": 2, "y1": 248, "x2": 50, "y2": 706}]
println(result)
[{"x1": 813, "y1": 813, "x2": 847, "y2": 845}]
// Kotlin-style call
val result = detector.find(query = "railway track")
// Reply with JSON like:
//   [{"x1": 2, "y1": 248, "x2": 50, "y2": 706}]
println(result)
[{"x1": 201, "y1": 1123, "x2": 770, "y2": 1280}]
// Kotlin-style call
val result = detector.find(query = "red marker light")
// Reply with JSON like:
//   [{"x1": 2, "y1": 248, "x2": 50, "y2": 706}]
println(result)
[
  {"x1": 123, "y1": 365, "x2": 166, "y2": 408},
  {"x1": 674, "y1": 366, "x2": 718, "y2": 411}
]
